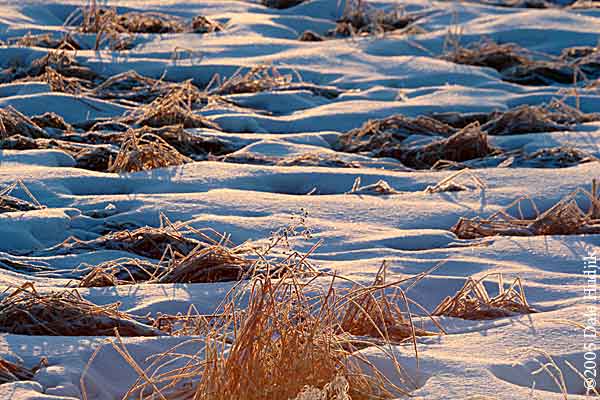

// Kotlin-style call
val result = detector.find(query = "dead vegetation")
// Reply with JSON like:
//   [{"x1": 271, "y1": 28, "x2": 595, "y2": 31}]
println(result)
[
  {"x1": 0, "y1": 106, "x2": 48, "y2": 139},
  {"x1": 74, "y1": 1, "x2": 222, "y2": 35},
  {"x1": 30, "y1": 112, "x2": 73, "y2": 131},
  {"x1": 276, "y1": 153, "x2": 362, "y2": 168},
  {"x1": 500, "y1": 147, "x2": 598, "y2": 168},
  {"x1": 120, "y1": 83, "x2": 220, "y2": 130},
  {"x1": 154, "y1": 244, "x2": 253, "y2": 284},
  {"x1": 379, "y1": 122, "x2": 495, "y2": 169},
  {"x1": 346, "y1": 177, "x2": 401, "y2": 195},
  {"x1": 0, "y1": 180, "x2": 44, "y2": 214},
  {"x1": 206, "y1": 66, "x2": 342, "y2": 98},
  {"x1": 424, "y1": 169, "x2": 487, "y2": 193},
  {"x1": 108, "y1": 261, "x2": 441, "y2": 400},
  {"x1": 337, "y1": 263, "x2": 441, "y2": 342},
  {"x1": 0, "y1": 357, "x2": 40, "y2": 385},
  {"x1": 452, "y1": 180, "x2": 600, "y2": 238},
  {"x1": 77, "y1": 258, "x2": 163, "y2": 287},
  {"x1": 108, "y1": 130, "x2": 191, "y2": 173},
  {"x1": 0, "y1": 282, "x2": 161, "y2": 336},
  {"x1": 208, "y1": 66, "x2": 293, "y2": 96},
  {"x1": 444, "y1": 39, "x2": 599, "y2": 85},
  {"x1": 433, "y1": 274, "x2": 535, "y2": 320},
  {"x1": 42, "y1": 224, "x2": 208, "y2": 259},
  {"x1": 480, "y1": 101, "x2": 599, "y2": 135},
  {"x1": 6, "y1": 32, "x2": 81, "y2": 50},
  {"x1": 261, "y1": 0, "x2": 305, "y2": 8},
  {"x1": 329, "y1": 0, "x2": 423, "y2": 37},
  {"x1": 337, "y1": 114, "x2": 456, "y2": 153},
  {"x1": 8, "y1": 51, "x2": 98, "y2": 85}
]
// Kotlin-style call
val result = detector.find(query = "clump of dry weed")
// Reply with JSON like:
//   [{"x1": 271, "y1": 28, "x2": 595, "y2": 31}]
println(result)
[{"x1": 433, "y1": 273, "x2": 535, "y2": 320}]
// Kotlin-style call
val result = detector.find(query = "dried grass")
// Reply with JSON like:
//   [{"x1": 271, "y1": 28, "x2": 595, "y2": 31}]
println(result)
[
  {"x1": 0, "y1": 180, "x2": 44, "y2": 214},
  {"x1": 108, "y1": 130, "x2": 191, "y2": 173},
  {"x1": 337, "y1": 114, "x2": 456, "y2": 153},
  {"x1": 0, "y1": 357, "x2": 45, "y2": 384},
  {"x1": 452, "y1": 180, "x2": 600, "y2": 239},
  {"x1": 277, "y1": 153, "x2": 361, "y2": 168},
  {"x1": 298, "y1": 30, "x2": 325, "y2": 42},
  {"x1": 77, "y1": 258, "x2": 163, "y2": 287},
  {"x1": 444, "y1": 39, "x2": 580, "y2": 85},
  {"x1": 346, "y1": 177, "x2": 401, "y2": 195},
  {"x1": 8, "y1": 32, "x2": 81, "y2": 50},
  {"x1": 154, "y1": 244, "x2": 252, "y2": 284},
  {"x1": 380, "y1": 122, "x2": 494, "y2": 169},
  {"x1": 433, "y1": 273, "x2": 535, "y2": 320},
  {"x1": 329, "y1": 0, "x2": 421, "y2": 37},
  {"x1": 121, "y1": 83, "x2": 220, "y2": 130},
  {"x1": 0, "y1": 282, "x2": 161, "y2": 336},
  {"x1": 74, "y1": 145, "x2": 118, "y2": 172},
  {"x1": 500, "y1": 147, "x2": 598, "y2": 168},
  {"x1": 0, "y1": 106, "x2": 48, "y2": 139},
  {"x1": 127, "y1": 125, "x2": 235, "y2": 160},
  {"x1": 19, "y1": 51, "x2": 98, "y2": 82},
  {"x1": 90, "y1": 71, "x2": 206, "y2": 104},
  {"x1": 73, "y1": 1, "x2": 222, "y2": 49},
  {"x1": 337, "y1": 263, "x2": 441, "y2": 342},
  {"x1": 30, "y1": 112, "x2": 72, "y2": 131},
  {"x1": 45, "y1": 224, "x2": 210, "y2": 260},
  {"x1": 111, "y1": 270, "x2": 431, "y2": 399},
  {"x1": 208, "y1": 65, "x2": 293, "y2": 96},
  {"x1": 423, "y1": 169, "x2": 486, "y2": 193},
  {"x1": 261, "y1": 0, "x2": 305, "y2": 9}
]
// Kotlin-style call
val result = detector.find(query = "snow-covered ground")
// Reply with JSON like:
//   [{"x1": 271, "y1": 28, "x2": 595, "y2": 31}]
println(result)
[{"x1": 0, "y1": 0, "x2": 599, "y2": 398}]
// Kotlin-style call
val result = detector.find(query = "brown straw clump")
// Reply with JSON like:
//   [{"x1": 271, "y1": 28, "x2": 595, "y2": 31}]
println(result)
[
  {"x1": 380, "y1": 122, "x2": 494, "y2": 169},
  {"x1": 0, "y1": 106, "x2": 48, "y2": 139},
  {"x1": 78, "y1": 258, "x2": 163, "y2": 287},
  {"x1": 208, "y1": 65, "x2": 293, "y2": 95},
  {"x1": 108, "y1": 130, "x2": 191, "y2": 173},
  {"x1": 261, "y1": 0, "x2": 305, "y2": 9},
  {"x1": 0, "y1": 283, "x2": 161, "y2": 336},
  {"x1": 78, "y1": 1, "x2": 222, "y2": 35},
  {"x1": 433, "y1": 273, "x2": 535, "y2": 320},
  {"x1": 122, "y1": 84, "x2": 220, "y2": 130},
  {"x1": 444, "y1": 39, "x2": 578, "y2": 85},
  {"x1": 423, "y1": 169, "x2": 486, "y2": 193},
  {"x1": 337, "y1": 263, "x2": 441, "y2": 343},
  {"x1": 337, "y1": 114, "x2": 456, "y2": 153},
  {"x1": 277, "y1": 153, "x2": 361, "y2": 168},
  {"x1": 46, "y1": 224, "x2": 209, "y2": 259},
  {"x1": 18, "y1": 51, "x2": 98, "y2": 83},
  {"x1": 481, "y1": 104, "x2": 567, "y2": 136},
  {"x1": 346, "y1": 177, "x2": 401, "y2": 195},
  {"x1": 115, "y1": 271, "x2": 416, "y2": 400},
  {"x1": 154, "y1": 244, "x2": 252, "y2": 284},
  {"x1": 0, "y1": 180, "x2": 44, "y2": 214},
  {"x1": 0, "y1": 357, "x2": 40, "y2": 384},
  {"x1": 504, "y1": 146, "x2": 598, "y2": 169},
  {"x1": 452, "y1": 180, "x2": 600, "y2": 239},
  {"x1": 329, "y1": 0, "x2": 421, "y2": 37},
  {"x1": 127, "y1": 125, "x2": 236, "y2": 160},
  {"x1": 30, "y1": 112, "x2": 73, "y2": 131},
  {"x1": 9, "y1": 32, "x2": 81, "y2": 50}
]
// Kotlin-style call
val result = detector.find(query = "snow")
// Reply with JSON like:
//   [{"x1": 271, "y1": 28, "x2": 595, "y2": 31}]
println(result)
[{"x1": 0, "y1": 0, "x2": 598, "y2": 398}]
